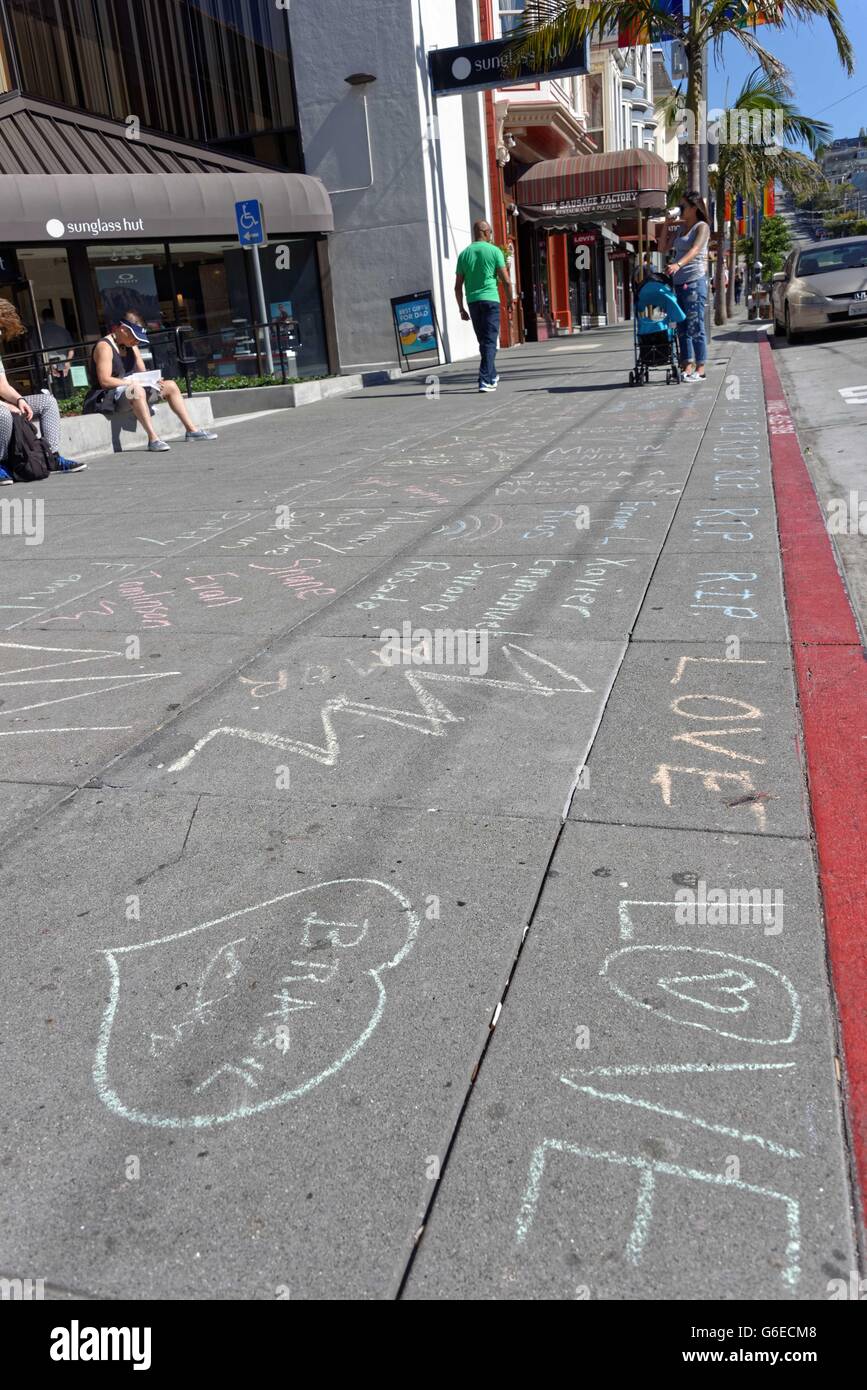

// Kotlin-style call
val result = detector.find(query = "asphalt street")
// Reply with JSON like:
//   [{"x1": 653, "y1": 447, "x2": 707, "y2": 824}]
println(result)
[{"x1": 0, "y1": 325, "x2": 859, "y2": 1300}]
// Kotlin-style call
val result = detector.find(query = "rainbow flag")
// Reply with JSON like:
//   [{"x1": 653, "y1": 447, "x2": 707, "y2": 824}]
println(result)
[
  {"x1": 618, "y1": 0, "x2": 683, "y2": 47},
  {"x1": 736, "y1": 194, "x2": 746, "y2": 235},
  {"x1": 724, "y1": 1, "x2": 782, "y2": 27}
]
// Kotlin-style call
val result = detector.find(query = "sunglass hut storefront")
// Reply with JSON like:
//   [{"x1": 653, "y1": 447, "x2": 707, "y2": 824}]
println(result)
[{"x1": 0, "y1": 167, "x2": 335, "y2": 386}]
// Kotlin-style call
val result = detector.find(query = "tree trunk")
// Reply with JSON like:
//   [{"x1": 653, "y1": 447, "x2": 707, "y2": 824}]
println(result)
[
  {"x1": 714, "y1": 168, "x2": 728, "y2": 327},
  {"x1": 684, "y1": 26, "x2": 702, "y2": 193}
]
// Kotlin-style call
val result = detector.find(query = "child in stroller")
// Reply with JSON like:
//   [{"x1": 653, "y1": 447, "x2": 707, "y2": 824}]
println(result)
[{"x1": 630, "y1": 271, "x2": 686, "y2": 387}]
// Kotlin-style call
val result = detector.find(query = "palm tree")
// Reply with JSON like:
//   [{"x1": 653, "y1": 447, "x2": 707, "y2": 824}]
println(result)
[
  {"x1": 510, "y1": 2, "x2": 853, "y2": 191},
  {"x1": 658, "y1": 69, "x2": 830, "y2": 322}
]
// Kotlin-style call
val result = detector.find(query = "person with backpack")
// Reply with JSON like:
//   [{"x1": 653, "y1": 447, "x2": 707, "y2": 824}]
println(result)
[{"x1": 0, "y1": 299, "x2": 86, "y2": 484}]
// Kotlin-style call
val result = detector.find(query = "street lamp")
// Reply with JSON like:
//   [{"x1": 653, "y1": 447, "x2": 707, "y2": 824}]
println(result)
[{"x1": 328, "y1": 74, "x2": 378, "y2": 195}]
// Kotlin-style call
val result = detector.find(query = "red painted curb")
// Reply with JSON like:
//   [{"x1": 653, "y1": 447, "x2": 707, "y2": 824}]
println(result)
[{"x1": 760, "y1": 339, "x2": 867, "y2": 1229}]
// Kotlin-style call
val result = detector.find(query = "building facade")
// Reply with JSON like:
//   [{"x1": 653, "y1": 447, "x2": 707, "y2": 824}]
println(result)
[
  {"x1": 0, "y1": 0, "x2": 334, "y2": 385},
  {"x1": 287, "y1": 0, "x2": 486, "y2": 372}
]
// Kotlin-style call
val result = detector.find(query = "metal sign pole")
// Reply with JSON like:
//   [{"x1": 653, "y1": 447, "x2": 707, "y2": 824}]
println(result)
[{"x1": 250, "y1": 245, "x2": 274, "y2": 377}]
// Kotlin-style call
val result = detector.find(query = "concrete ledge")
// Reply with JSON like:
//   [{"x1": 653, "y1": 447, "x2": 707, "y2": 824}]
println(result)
[
  {"x1": 60, "y1": 398, "x2": 214, "y2": 459},
  {"x1": 206, "y1": 369, "x2": 402, "y2": 418}
]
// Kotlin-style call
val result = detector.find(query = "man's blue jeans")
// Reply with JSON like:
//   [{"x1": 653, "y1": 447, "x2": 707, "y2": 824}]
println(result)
[
  {"x1": 468, "y1": 300, "x2": 501, "y2": 386},
  {"x1": 675, "y1": 276, "x2": 708, "y2": 368}
]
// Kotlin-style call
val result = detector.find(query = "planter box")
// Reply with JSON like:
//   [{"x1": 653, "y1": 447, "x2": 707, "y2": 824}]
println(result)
[{"x1": 206, "y1": 370, "x2": 401, "y2": 418}]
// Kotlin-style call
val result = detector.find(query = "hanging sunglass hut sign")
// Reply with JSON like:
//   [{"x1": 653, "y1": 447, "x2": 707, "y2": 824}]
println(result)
[{"x1": 429, "y1": 34, "x2": 589, "y2": 96}]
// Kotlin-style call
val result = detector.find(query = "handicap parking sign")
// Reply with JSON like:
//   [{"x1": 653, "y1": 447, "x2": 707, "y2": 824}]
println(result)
[{"x1": 235, "y1": 199, "x2": 267, "y2": 248}]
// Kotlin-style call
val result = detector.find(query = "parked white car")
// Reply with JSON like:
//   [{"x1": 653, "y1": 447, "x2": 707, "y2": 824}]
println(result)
[{"x1": 772, "y1": 236, "x2": 867, "y2": 343}]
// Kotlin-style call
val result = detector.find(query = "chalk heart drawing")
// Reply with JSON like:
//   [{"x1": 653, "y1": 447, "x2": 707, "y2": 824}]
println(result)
[
  {"x1": 94, "y1": 878, "x2": 419, "y2": 1128},
  {"x1": 601, "y1": 945, "x2": 800, "y2": 1045}
]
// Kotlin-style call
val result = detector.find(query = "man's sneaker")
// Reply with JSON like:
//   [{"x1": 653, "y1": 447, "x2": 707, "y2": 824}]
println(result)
[
  {"x1": 147, "y1": 439, "x2": 171, "y2": 452},
  {"x1": 186, "y1": 429, "x2": 218, "y2": 441},
  {"x1": 0, "y1": 467, "x2": 12, "y2": 485},
  {"x1": 54, "y1": 454, "x2": 87, "y2": 473},
  {"x1": 479, "y1": 383, "x2": 496, "y2": 393}
]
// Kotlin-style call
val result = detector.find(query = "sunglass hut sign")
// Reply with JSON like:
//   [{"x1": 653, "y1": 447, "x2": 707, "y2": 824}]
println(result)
[{"x1": 45, "y1": 216, "x2": 145, "y2": 239}]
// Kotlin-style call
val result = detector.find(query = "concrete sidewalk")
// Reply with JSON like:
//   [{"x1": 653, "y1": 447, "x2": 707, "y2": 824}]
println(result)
[{"x1": 0, "y1": 326, "x2": 860, "y2": 1300}]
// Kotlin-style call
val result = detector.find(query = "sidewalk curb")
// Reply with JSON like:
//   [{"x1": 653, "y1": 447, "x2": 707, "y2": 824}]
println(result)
[{"x1": 760, "y1": 338, "x2": 867, "y2": 1236}]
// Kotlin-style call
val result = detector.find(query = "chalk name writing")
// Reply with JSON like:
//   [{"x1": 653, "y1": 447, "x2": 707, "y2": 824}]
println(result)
[
  {"x1": 185, "y1": 573, "x2": 243, "y2": 608},
  {"x1": 249, "y1": 559, "x2": 336, "y2": 600},
  {"x1": 223, "y1": 508, "x2": 438, "y2": 558},
  {"x1": 118, "y1": 576, "x2": 172, "y2": 629},
  {"x1": 420, "y1": 562, "x2": 517, "y2": 615},
  {"x1": 476, "y1": 561, "x2": 575, "y2": 631},
  {"x1": 691, "y1": 571, "x2": 759, "y2": 621},
  {"x1": 601, "y1": 499, "x2": 658, "y2": 542},
  {"x1": 561, "y1": 556, "x2": 639, "y2": 618},
  {"x1": 17, "y1": 573, "x2": 83, "y2": 602}
]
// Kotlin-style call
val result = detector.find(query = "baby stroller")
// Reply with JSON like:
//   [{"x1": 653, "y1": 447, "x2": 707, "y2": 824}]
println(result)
[{"x1": 629, "y1": 271, "x2": 686, "y2": 387}]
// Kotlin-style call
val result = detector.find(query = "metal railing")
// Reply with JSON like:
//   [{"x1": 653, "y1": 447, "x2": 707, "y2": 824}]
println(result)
[{"x1": 0, "y1": 319, "x2": 303, "y2": 401}]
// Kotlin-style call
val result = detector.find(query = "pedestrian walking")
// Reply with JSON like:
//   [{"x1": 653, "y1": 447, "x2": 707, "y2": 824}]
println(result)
[
  {"x1": 661, "y1": 191, "x2": 710, "y2": 382},
  {"x1": 734, "y1": 269, "x2": 744, "y2": 306},
  {"x1": 455, "y1": 220, "x2": 513, "y2": 393}
]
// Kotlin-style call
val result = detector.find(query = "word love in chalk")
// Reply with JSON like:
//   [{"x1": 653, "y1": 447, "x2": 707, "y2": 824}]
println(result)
[
  {"x1": 94, "y1": 879, "x2": 420, "y2": 1128},
  {"x1": 379, "y1": 623, "x2": 488, "y2": 677}
]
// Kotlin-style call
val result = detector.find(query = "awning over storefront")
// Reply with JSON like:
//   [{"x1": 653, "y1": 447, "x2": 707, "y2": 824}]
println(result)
[
  {"x1": 516, "y1": 149, "x2": 669, "y2": 227},
  {"x1": 0, "y1": 170, "x2": 333, "y2": 243}
]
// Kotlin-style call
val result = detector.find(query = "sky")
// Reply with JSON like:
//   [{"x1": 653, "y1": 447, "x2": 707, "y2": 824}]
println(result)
[{"x1": 707, "y1": 0, "x2": 867, "y2": 143}]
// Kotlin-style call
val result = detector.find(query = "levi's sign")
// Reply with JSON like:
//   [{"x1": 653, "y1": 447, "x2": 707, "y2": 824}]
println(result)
[{"x1": 429, "y1": 34, "x2": 589, "y2": 96}]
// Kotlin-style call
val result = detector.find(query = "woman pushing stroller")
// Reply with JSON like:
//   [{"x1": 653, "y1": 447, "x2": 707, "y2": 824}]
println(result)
[{"x1": 656, "y1": 191, "x2": 711, "y2": 382}]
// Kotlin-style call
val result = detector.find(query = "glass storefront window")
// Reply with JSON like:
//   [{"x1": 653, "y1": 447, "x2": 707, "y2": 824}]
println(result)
[
  {"x1": 168, "y1": 240, "x2": 257, "y2": 378},
  {"x1": 87, "y1": 243, "x2": 176, "y2": 376}
]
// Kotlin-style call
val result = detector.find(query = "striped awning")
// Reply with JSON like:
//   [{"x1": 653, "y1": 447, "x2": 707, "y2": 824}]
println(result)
[{"x1": 516, "y1": 149, "x2": 670, "y2": 224}]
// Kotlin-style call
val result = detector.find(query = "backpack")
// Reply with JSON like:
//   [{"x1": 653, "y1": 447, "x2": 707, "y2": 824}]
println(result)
[{"x1": 5, "y1": 414, "x2": 56, "y2": 483}]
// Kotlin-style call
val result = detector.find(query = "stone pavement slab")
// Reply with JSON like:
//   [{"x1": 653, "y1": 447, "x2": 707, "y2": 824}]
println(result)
[
  {"x1": 108, "y1": 633, "x2": 625, "y2": 819},
  {"x1": 0, "y1": 791, "x2": 556, "y2": 1299},
  {"x1": 632, "y1": 552, "x2": 789, "y2": 644},
  {"x1": 404, "y1": 823, "x2": 855, "y2": 1301},
  {"x1": 0, "y1": 631, "x2": 254, "y2": 789},
  {"x1": 568, "y1": 640, "x2": 810, "y2": 839}
]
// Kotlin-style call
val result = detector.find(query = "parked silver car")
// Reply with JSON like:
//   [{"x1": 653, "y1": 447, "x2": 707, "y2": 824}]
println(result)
[{"x1": 772, "y1": 236, "x2": 867, "y2": 343}]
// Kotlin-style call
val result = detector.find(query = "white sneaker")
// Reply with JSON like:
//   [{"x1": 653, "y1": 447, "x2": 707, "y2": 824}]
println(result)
[
  {"x1": 147, "y1": 439, "x2": 171, "y2": 451},
  {"x1": 479, "y1": 383, "x2": 496, "y2": 393}
]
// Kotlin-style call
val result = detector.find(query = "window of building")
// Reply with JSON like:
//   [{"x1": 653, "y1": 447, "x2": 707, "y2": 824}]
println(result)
[
  {"x1": 498, "y1": 1, "x2": 526, "y2": 34},
  {"x1": 2, "y1": 0, "x2": 299, "y2": 169}
]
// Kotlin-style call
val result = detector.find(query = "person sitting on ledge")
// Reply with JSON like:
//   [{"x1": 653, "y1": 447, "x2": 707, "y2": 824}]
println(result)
[
  {"x1": 84, "y1": 318, "x2": 217, "y2": 452},
  {"x1": 0, "y1": 298, "x2": 86, "y2": 485}
]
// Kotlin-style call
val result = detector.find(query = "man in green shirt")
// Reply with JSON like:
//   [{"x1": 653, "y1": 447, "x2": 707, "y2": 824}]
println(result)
[{"x1": 455, "y1": 220, "x2": 513, "y2": 392}]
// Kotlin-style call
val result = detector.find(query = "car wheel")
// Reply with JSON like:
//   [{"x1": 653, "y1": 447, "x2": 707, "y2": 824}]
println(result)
[
  {"x1": 773, "y1": 309, "x2": 785, "y2": 337},
  {"x1": 785, "y1": 306, "x2": 801, "y2": 345}
]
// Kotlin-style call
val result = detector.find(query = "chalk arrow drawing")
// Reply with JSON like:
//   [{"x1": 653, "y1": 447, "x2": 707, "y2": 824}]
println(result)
[
  {"x1": 0, "y1": 641, "x2": 178, "y2": 716},
  {"x1": 167, "y1": 645, "x2": 593, "y2": 773},
  {"x1": 94, "y1": 877, "x2": 419, "y2": 1128}
]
